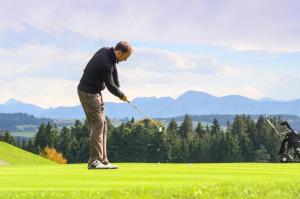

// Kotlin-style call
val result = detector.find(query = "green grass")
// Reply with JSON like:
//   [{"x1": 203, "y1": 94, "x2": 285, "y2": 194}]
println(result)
[
  {"x1": 0, "y1": 141, "x2": 54, "y2": 165},
  {"x1": 0, "y1": 163, "x2": 300, "y2": 198},
  {"x1": 1, "y1": 141, "x2": 300, "y2": 198}
]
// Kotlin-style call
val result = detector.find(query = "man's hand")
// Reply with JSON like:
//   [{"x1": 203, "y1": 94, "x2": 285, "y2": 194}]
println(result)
[{"x1": 120, "y1": 95, "x2": 128, "y2": 102}]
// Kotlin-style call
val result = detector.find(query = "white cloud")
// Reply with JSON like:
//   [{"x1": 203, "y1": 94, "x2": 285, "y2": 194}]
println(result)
[
  {"x1": 0, "y1": 40, "x2": 299, "y2": 108},
  {"x1": 261, "y1": 75, "x2": 300, "y2": 100},
  {"x1": 0, "y1": 44, "x2": 90, "y2": 107},
  {"x1": 113, "y1": 48, "x2": 244, "y2": 101},
  {"x1": 1, "y1": 0, "x2": 300, "y2": 53},
  {"x1": 0, "y1": 43, "x2": 242, "y2": 106},
  {"x1": 1, "y1": 0, "x2": 300, "y2": 106},
  {"x1": 0, "y1": 44, "x2": 90, "y2": 80},
  {"x1": 0, "y1": 77, "x2": 79, "y2": 108},
  {"x1": 122, "y1": 48, "x2": 238, "y2": 76}
]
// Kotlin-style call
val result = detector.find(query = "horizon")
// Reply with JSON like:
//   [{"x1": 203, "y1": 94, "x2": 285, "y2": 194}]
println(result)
[
  {"x1": 1, "y1": 1, "x2": 300, "y2": 107},
  {"x1": 1, "y1": 89, "x2": 300, "y2": 109}
]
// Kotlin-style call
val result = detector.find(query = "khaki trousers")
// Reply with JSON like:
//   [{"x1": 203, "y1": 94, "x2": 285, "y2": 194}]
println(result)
[{"x1": 77, "y1": 88, "x2": 108, "y2": 166}]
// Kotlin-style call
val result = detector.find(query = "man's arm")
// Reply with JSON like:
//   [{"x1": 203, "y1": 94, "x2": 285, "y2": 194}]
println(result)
[
  {"x1": 112, "y1": 66, "x2": 120, "y2": 87},
  {"x1": 103, "y1": 67, "x2": 125, "y2": 99}
]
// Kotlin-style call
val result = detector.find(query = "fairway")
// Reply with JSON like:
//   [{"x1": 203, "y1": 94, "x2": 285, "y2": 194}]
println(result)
[{"x1": 1, "y1": 163, "x2": 300, "y2": 199}]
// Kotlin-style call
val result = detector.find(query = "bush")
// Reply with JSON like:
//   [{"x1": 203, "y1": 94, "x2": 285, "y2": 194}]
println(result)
[
  {"x1": 41, "y1": 147, "x2": 67, "y2": 164},
  {"x1": 254, "y1": 145, "x2": 270, "y2": 162}
]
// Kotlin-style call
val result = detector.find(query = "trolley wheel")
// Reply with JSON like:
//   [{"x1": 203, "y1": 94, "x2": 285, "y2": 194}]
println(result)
[{"x1": 279, "y1": 153, "x2": 293, "y2": 163}]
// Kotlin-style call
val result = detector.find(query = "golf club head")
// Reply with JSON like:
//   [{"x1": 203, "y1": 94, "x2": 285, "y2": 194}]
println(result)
[{"x1": 158, "y1": 126, "x2": 164, "y2": 133}]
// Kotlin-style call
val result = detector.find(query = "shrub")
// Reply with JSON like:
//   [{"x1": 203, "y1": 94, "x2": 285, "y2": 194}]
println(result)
[{"x1": 41, "y1": 147, "x2": 67, "y2": 164}]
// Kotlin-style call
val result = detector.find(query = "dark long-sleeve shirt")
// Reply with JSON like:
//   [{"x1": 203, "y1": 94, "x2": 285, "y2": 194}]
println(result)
[{"x1": 78, "y1": 47, "x2": 124, "y2": 98}]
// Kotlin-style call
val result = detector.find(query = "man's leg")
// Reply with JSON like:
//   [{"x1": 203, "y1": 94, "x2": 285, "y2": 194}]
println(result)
[
  {"x1": 77, "y1": 89, "x2": 106, "y2": 166},
  {"x1": 89, "y1": 119, "x2": 105, "y2": 165},
  {"x1": 102, "y1": 119, "x2": 118, "y2": 169},
  {"x1": 102, "y1": 120, "x2": 109, "y2": 164}
]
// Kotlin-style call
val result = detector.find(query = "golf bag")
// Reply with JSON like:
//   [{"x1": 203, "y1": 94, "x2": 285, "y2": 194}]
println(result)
[{"x1": 277, "y1": 121, "x2": 300, "y2": 162}]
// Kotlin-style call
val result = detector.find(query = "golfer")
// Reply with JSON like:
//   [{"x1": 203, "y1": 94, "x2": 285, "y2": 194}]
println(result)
[{"x1": 77, "y1": 41, "x2": 131, "y2": 169}]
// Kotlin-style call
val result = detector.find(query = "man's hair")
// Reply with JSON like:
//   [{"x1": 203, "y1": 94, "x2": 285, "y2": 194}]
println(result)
[{"x1": 115, "y1": 41, "x2": 131, "y2": 53}]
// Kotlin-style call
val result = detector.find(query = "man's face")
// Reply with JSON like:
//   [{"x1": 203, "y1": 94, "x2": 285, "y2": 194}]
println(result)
[{"x1": 115, "y1": 50, "x2": 131, "y2": 62}]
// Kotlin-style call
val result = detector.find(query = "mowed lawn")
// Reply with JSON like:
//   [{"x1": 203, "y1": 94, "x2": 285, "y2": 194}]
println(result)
[{"x1": 1, "y1": 163, "x2": 300, "y2": 199}]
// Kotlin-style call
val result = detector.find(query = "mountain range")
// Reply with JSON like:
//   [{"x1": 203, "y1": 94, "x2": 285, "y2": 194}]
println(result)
[{"x1": 1, "y1": 90, "x2": 300, "y2": 119}]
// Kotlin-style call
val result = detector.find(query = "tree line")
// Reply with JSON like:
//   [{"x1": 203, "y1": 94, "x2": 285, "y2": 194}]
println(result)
[
  {"x1": 1, "y1": 114, "x2": 285, "y2": 163},
  {"x1": 0, "y1": 113, "x2": 53, "y2": 131}
]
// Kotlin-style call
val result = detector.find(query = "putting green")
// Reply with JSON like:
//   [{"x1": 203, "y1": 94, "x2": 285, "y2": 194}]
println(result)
[{"x1": 0, "y1": 163, "x2": 300, "y2": 198}]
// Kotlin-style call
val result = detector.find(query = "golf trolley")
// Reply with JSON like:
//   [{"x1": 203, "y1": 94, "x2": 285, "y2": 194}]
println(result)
[{"x1": 265, "y1": 117, "x2": 300, "y2": 163}]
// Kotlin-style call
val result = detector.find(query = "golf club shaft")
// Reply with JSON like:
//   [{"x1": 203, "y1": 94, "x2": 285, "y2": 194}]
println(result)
[
  {"x1": 265, "y1": 116, "x2": 282, "y2": 140},
  {"x1": 127, "y1": 100, "x2": 160, "y2": 128}
]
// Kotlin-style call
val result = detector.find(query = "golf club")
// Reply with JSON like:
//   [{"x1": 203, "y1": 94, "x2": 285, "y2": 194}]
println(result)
[
  {"x1": 265, "y1": 115, "x2": 282, "y2": 140},
  {"x1": 126, "y1": 100, "x2": 164, "y2": 132}
]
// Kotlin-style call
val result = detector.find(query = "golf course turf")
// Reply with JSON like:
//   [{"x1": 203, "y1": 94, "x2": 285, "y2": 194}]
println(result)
[
  {"x1": 1, "y1": 163, "x2": 300, "y2": 198},
  {"x1": 1, "y1": 142, "x2": 300, "y2": 198},
  {"x1": 0, "y1": 141, "x2": 54, "y2": 166}
]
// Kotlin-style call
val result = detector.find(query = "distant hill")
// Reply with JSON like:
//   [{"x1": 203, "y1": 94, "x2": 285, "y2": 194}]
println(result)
[
  {"x1": 0, "y1": 141, "x2": 55, "y2": 166},
  {"x1": 0, "y1": 99, "x2": 45, "y2": 116},
  {"x1": 1, "y1": 90, "x2": 300, "y2": 119}
]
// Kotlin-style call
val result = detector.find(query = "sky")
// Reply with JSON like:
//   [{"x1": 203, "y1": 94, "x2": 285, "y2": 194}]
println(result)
[{"x1": 0, "y1": 0, "x2": 300, "y2": 108}]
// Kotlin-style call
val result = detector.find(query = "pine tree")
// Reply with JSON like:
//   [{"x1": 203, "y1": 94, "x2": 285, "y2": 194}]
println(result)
[
  {"x1": 168, "y1": 133, "x2": 181, "y2": 162},
  {"x1": 34, "y1": 123, "x2": 47, "y2": 149},
  {"x1": 210, "y1": 119, "x2": 221, "y2": 135},
  {"x1": 231, "y1": 115, "x2": 253, "y2": 161},
  {"x1": 179, "y1": 114, "x2": 193, "y2": 138},
  {"x1": 26, "y1": 138, "x2": 36, "y2": 153},
  {"x1": 57, "y1": 127, "x2": 77, "y2": 163},
  {"x1": 72, "y1": 120, "x2": 88, "y2": 141},
  {"x1": 256, "y1": 116, "x2": 281, "y2": 162},
  {"x1": 167, "y1": 119, "x2": 178, "y2": 134},
  {"x1": 254, "y1": 145, "x2": 270, "y2": 162},
  {"x1": 178, "y1": 139, "x2": 190, "y2": 162},
  {"x1": 189, "y1": 136, "x2": 203, "y2": 162},
  {"x1": 195, "y1": 122, "x2": 205, "y2": 137},
  {"x1": 128, "y1": 125, "x2": 149, "y2": 162},
  {"x1": 5, "y1": 131, "x2": 15, "y2": 145},
  {"x1": 76, "y1": 137, "x2": 89, "y2": 163},
  {"x1": 223, "y1": 131, "x2": 242, "y2": 162},
  {"x1": 45, "y1": 122, "x2": 58, "y2": 148},
  {"x1": 164, "y1": 132, "x2": 174, "y2": 162}
]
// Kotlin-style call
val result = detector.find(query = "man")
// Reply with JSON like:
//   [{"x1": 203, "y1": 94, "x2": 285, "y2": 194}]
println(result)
[{"x1": 77, "y1": 41, "x2": 131, "y2": 169}]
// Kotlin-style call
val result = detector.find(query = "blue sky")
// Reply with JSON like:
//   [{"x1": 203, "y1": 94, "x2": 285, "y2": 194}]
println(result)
[{"x1": 0, "y1": 0, "x2": 300, "y2": 108}]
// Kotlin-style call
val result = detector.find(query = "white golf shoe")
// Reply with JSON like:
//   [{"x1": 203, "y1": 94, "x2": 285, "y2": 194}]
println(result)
[
  {"x1": 88, "y1": 159, "x2": 109, "y2": 169},
  {"x1": 105, "y1": 162, "x2": 118, "y2": 169}
]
